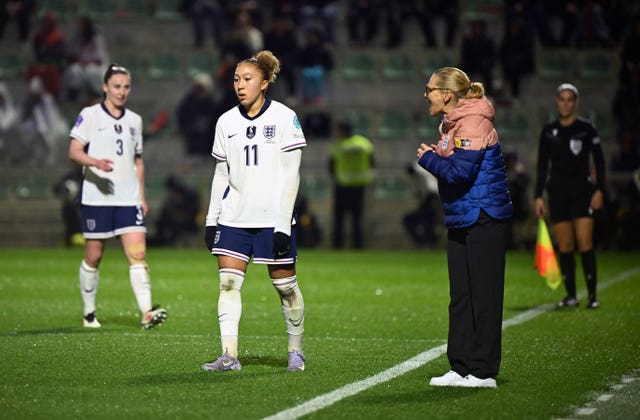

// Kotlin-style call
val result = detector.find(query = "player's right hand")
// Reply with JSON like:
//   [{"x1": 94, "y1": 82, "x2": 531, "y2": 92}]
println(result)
[
  {"x1": 95, "y1": 159, "x2": 114, "y2": 172},
  {"x1": 204, "y1": 225, "x2": 217, "y2": 252}
]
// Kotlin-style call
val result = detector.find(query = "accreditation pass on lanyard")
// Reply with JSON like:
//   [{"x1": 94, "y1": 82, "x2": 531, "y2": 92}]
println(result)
[{"x1": 441, "y1": 133, "x2": 450, "y2": 150}]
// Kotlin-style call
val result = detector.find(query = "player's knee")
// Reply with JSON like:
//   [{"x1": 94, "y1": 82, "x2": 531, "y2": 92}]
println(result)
[
  {"x1": 272, "y1": 276, "x2": 299, "y2": 299},
  {"x1": 219, "y1": 268, "x2": 245, "y2": 291},
  {"x1": 126, "y1": 243, "x2": 146, "y2": 264}
]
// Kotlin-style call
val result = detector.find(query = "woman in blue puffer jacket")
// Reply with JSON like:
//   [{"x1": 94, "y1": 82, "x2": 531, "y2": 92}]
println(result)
[{"x1": 417, "y1": 67, "x2": 513, "y2": 389}]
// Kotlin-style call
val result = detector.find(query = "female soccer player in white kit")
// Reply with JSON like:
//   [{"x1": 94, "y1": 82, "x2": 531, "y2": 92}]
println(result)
[
  {"x1": 69, "y1": 64, "x2": 167, "y2": 330},
  {"x1": 202, "y1": 50, "x2": 307, "y2": 372}
]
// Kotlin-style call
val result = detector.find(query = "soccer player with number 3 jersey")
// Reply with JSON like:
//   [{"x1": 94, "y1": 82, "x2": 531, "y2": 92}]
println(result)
[
  {"x1": 69, "y1": 64, "x2": 167, "y2": 330},
  {"x1": 202, "y1": 51, "x2": 307, "y2": 372}
]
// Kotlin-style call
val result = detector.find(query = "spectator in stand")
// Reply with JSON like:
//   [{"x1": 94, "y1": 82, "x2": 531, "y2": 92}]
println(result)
[
  {"x1": 380, "y1": 2, "x2": 407, "y2": 48},
  {"x1": 299, "y1": 28, "x2": 334, "y2": 106},
  {"x1": 499, "y1": 18, "x2": 535, "y2": 105},
  {"x1": 417, "y1": 0, "x2": 459, "y2": 47},
  {"x1": 612, "y1": 71, "x2": 640, "y2": 140},
  {"x1": 0, "y1": 81, "x2": 18, "y2": 160},
  {"x1": 17, "y1": 77, "x2": 68, "y2": 165},
  {"x1": 264, "y1": 15, "x2": 299, "y2": 104},
  {"x1": 28, "y1": 11, "x2": 66, "y2": 97},
  {"x1": 63, "y1": 15, "x2": 110, "y2": 102},
  {"x1": 620, "y1": 15, "x2": 640, "y2": 84},
  {"x1": 176, "y1": 73, "x2": 218, "y2": 161},
  {"x1": 149, "y1": 175, "x2": 201, "y2": 247},
  {"x1": 504, "y1": 0, "x2": 557, "y2": 48},
  {"x1": 180, "y1": 0, "x2": 226, "y2": 49},
  {"x1": 271, "y1": 0, "x2": 300, "y2": 21},
  {"x1": 216, "y1": 30, "x2": 253, "y2": 112},
  {"x1": 575, "y1": 0, "x2": 610, "y2": 48},
  {"x1": 461, "y1": 20, "x2": 496, "y2": 97},
  {"x1": 300, "y1": 0, "x2": 339, "y2": 44},
  {"x1": 232, "y1": 9, "x2": 263, "y2": 55},
  {"x1": 53, "y1": 164, "x2": 85, "y2": 247},
  {"x1": 345, "y1": 0, "x2": 380, "y2": 46},
  {"x1": 0, "y1": 0, "x2": 35, "y2": 43},
  {"x1": 609, "y1": 129, "x2": 640, "y2": 249},
  {"x1": 403, "y1": 161, "x2": 440, "y2": 248}
]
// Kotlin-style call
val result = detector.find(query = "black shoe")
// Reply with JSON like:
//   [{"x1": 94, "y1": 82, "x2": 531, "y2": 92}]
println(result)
[{"x1": 557, "y1": 296, "x2": 579, "y2": 308}]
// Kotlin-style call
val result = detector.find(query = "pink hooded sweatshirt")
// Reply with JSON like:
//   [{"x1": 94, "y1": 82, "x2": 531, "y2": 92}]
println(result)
[{"x1": 435, "y1": 96, "x2": 499, "y2": 157}]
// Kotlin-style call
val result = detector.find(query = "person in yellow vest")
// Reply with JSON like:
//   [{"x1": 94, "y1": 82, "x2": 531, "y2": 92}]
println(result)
[{"x1": 329, "y1": 120, "x2": 375, "y2": 248}]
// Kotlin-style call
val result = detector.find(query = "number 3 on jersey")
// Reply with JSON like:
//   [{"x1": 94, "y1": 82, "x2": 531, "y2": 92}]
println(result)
[
  {"x1": 116, "y1": 139, "x2": 124, "y2": 155},
  {"x1": 244, "y1": 144, "x2": 258, "y2": 166}
]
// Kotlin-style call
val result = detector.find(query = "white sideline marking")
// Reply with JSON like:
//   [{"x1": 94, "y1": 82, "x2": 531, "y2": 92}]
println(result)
[{"x1": 263, "y1": 267, "x2": 640, "y2": 420}]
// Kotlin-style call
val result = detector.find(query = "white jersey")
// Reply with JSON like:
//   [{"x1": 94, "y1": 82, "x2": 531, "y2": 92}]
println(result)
[
  {"x1": 70, "y1": 102, "x2": 143, "y2": 206},
  {"x1": 211, "y1": 98, "x2": 306, "y2": 228}
]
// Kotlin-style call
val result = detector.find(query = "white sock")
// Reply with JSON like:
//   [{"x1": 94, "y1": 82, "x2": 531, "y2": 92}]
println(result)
[
  {"x1": 79, "y1": 260, "x2": 99, "y2": 316},
  {"x1": 218, "y1": 268, "x2": 245, "y2": 358},
  {"x1": 129, "y1": 264, "x2": 152, "y2": 314},
  {"x1": 271, "y1": 276, "x2": 304, "y2": 352}
]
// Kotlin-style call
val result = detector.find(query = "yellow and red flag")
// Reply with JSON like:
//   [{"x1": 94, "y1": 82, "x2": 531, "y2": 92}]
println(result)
[{"x1": 534, "y1": 218, "x2": 562, "y2": 290}]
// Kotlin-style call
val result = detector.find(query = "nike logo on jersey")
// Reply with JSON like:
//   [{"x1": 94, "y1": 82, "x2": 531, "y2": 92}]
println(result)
[{"x1": 228, "y1": 133, "x2": 238, "y2": 138}]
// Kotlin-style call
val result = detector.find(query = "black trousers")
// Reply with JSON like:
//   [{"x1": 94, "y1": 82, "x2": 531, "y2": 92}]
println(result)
[
  {"x1": 446, "y1": 210, "x2": 509, "y2": 379},
  {"x1": 332, "y1": 185, "x2": 365, "y2": 248}
]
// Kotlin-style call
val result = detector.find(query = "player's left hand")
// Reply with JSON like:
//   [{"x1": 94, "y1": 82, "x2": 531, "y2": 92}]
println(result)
[
  {"x1": 272, "y1": 232, "x2": 290, "y2": 258},
  {"x1": 590, "y1": 189, "x2": 604, "y2": 211}
]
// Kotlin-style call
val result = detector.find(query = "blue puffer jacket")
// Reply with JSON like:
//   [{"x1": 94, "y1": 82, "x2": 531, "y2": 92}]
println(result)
[{"x1": 419, "y1": 143, "x2": 513, "y2": 228}]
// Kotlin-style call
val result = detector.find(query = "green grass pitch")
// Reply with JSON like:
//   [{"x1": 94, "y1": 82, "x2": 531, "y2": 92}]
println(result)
[{"x1": 1, "y1": 248, "x2": 639, "y2": 419}]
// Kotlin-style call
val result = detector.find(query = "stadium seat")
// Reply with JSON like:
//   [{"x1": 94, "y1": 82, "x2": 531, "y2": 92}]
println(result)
[
  {"x1": 153, "y1": 0, "x2": 182, "y2": 20},
  {"x1": 186, "y1": 51, "x2": 220, "y2": 78},
  {"x1": 0, "y1": 52, "x2": 26, "y2": 79},
  {"x1": 495, "y1": 109, "x2": 533, "y2": 143},
  {"x1": 111, "y1": 52, "x2": 147, "y2": 77},
  {"x1": 300, "y1": 175, "x2": 330, "y2": 200},
  {"x1": 537, "y1": 51, "x2": 575, "y2": 80},
  {"x1": 422, "y1": 51, "x2": 457, "y2": 78},
  {"x1": 373, "y1": 176, "x2": 412, "y2": 200},
  {"x1": 382, "y1": 52, "x2": 416, "y2": 81},
  {"x1": 37, "y1": 0, "x2": 73, "y2": 20},
  {"x1": 588, "y1": 110, "x2": 613, "y2": 139},
  {"x1": 346, "y1": 109, "x2": 373, "y2": 137},
  {"x1": 77, "y1": 0, "x2": 111, "y2": 20},
  {"x1": 578, "y1": 51, "x2": 614, "y2": 80},
  {"x1": 147, "y1": 52, "x2": 181, "y2": 80},
  {"x1": 462, "y1": 0, "x2": 502, "y2": 23},
  {"x1": 416, "y1": 114, "x2": 442, "y2": 142},
  {"x1": 14, "y1": 177, "x2": 52, "y2": 200},
  {"x1": 114, "y1": 0, "x2": 152, "y2": 19},
  {"x1": 377, "y1": 110, "x2": 414, "y2": 141},
  {"x1": 342, "y1": 52, "x2": 377, "y2": 81}
]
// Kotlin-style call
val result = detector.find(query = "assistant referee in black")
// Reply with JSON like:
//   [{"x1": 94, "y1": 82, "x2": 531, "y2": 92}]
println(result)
[{"x1": 534, "y1": 83, "x2": 605, "y2": 309}]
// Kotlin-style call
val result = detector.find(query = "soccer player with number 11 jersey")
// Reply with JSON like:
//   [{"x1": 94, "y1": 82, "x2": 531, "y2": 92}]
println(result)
[{"x1": 202, "y1": 50, "x2": 307, "y2": 372}]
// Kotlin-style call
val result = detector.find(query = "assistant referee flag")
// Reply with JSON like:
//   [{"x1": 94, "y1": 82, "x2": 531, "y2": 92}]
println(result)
[{"x1": 534, "y1": 218, "x2": 562, "y2": 290}]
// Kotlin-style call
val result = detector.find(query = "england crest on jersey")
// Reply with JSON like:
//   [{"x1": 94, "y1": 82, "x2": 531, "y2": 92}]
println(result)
[
  {"x1": 264, "y1": 125, "x2": 276, "y2": 139},
  {"x1": 246, "y1": 125, "x2": 256, "y2": 139},
  {"x1": 569, "y1": 138, "x2": 582, "y2": 155}
]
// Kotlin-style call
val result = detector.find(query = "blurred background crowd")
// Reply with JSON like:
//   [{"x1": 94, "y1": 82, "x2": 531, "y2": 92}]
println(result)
[{"x1": 0, "y1": 0, "x2": 638, "y2": 250}]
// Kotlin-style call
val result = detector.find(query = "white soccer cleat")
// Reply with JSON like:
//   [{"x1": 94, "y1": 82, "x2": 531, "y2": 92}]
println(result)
[
  {"x1": 82, "y1": 312, "x2": 101, "y2": 328},
  {"x1": 141, "y1": 305, "x2": 167, "y2": 330}
]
